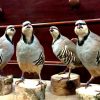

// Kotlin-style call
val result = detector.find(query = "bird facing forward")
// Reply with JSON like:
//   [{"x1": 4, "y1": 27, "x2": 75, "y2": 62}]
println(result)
[
  {"x1": 49, "y1": 26, "x2": 82, "y2": 80},
  {"x1": 16, "y1": 21, "x2": 45, "y2": 85},
  {"x1": 0, "y1": 25, "x2": 15, "y2": 75},
  {"x1": 74, "y1": 20, "x2": 100, "y2": 87}
]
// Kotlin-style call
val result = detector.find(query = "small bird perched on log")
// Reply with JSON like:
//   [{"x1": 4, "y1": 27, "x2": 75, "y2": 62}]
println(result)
[
  {"x1": 74, "y1": 20, "x2": 100, "y2": 87},
  {"x1": 16, "y1": 21, "x2": 45, "y2": 86},
  {"x1": 0, "y1": 25, "x2": 15, "y2": 75},
  {"x1": 49, "y1": 26, "x2": 82, "y2": 80}
]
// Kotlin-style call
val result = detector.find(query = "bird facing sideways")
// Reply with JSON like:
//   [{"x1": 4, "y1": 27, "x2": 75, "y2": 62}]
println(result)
[
  {"x1": 16, "y1": 21, "x2": 45, "y2": 85},
  {"x1": 49, "y1": 26, "x2": 82, "y2": 80},
  {"x1": 0, "y1": 25, "x2": 15, "y2": 75},
  {"x1": 74, "y1": 20, "x2": 100, "y2": 87}
]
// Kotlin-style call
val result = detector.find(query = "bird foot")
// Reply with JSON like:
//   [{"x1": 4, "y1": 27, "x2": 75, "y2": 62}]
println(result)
[
  {"x1": 36, "y1": 80, "x2": 47, "y2": 92},
  {"x1": 58, "y1": 77, "x2": 70, "y2": 82},
  {"x1": 36, "y1": 80, "x2": 44, "y2": 86},
  {"x1": 15, "y1": 79, "x2": 24, "y2": 85},
  {"x1": 34, "y1": 81, "x2": 47, "y2": 100},
  {"x1": 81, "y1": 83, "x2": 92, "y2": 88}
]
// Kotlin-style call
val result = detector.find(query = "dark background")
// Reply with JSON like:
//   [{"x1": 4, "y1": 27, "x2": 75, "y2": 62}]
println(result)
[{"x1": 0, "y1": 0, "x2": 100, "y2": 83}]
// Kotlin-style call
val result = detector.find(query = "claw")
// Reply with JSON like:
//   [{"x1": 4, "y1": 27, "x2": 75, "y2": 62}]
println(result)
[
  {"x1": 34, "y1": 81, "x2": 47, "y2": 100},
  {"x1": 15, "y1": 75, "x2": 24, "y2": 85},
  {"x1": 15, "y1": 79, "x2": 24, "y2": 85},
  {"x1": 81, "y1": 83, "x2": 92, "y2": 88},
  {"x1": 58, "y1": 76, "x2": 70, "y2": 82},
  {"x1": 36, "y1": 80, "x2": 44, "y2": 86},
  {"x1": 58, "y1": 69, "x2": 71, "y2": 82},
  {"x1": 81, "y1": 76, "x2": 94, "y2": 88}
]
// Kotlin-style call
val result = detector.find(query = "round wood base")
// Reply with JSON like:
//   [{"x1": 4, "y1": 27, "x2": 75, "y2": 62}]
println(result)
[
  {"x1": 76, "y1": 84, "x2": 100, "y2": 100},
  {"x1": 15, "y1": 79, "x2": 47, "y2": 100},
  {"x1": 0, "y1": 75, "x2": 13, "y2": 95},
  {"x1": 50, "y1": 73, "x2": 80, "y2": 96}
]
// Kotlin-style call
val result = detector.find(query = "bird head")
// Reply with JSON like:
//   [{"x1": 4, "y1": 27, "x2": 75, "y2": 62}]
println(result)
[
  {"x1": 74, "y1": 20, "x2": 89, "y2": 37},
  {"x1": 5, "y1": 25, "x2": 16, "y2": 40},
  {"x1": 49, "y1": 26, "x2": 60, "y2": 39},
  {"x1": 22, "y1": 21, "x2": 33, "y2": 36}
]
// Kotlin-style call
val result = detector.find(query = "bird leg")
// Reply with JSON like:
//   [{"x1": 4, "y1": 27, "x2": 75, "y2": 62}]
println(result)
[
  {"x1": 36, "y1": 73, "x2": 44, "y2": 86},
  {"x1": 15, "y1": 73, "x2": 24, "y2": 85},
  {"x1": 81, "y1": 76, "x2": 94, "y2": 88},
  {"x1": 58, "y1": 67, "x2": 68, "y2": 75},
  {"x1": 58, "y1": 67, "x2": 72, "y2": 82},
  {"x1": 33, "y1": 84, "x2": 46, "y2": 100},
  {"x1": 35, "y1": 73, "x2": 46, "y2": 100}
]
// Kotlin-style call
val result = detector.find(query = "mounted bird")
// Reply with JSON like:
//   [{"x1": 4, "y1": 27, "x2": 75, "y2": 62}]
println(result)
[
  {"x1": 0, "y1": 25, "x2": 16, "y2": 75},
  {"x1": 16, "y1": 21, "x2": 45, "y2": 86},
  {"x1": 49, "y1": 26, "x2": 82, "y2": 80},
  {"x1": 74, "y1": 20, "x2": 100, "y2": 87}
]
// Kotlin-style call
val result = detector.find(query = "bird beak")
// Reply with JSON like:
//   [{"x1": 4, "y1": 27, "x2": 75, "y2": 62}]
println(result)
[
  {"x1": 49, "y1": 28, "x2": 54, "y2": 32},
  {"x1": 11, "y1": 28, "x2": 15, "y2": 31},
  {"x1": 27, "y1": 25, "x2": 31, "y2": 28}
]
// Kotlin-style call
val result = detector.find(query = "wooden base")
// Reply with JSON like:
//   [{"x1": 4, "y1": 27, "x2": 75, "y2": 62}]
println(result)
[
  {"x1": 50, "y1": 73, "x2": 80, "y2": 96},
  {"x1": 15, "y1": 79, "x2": 47, "y2": 100},
  {"x1": 0, "y1": 75, "x2": 13, "y2": 95},
  {"x1": 76, "y1": 84, "x2": 100, "y2": 100},
  {"x1": 0, "y1": 79, "x2": 78, "y2": 100}
]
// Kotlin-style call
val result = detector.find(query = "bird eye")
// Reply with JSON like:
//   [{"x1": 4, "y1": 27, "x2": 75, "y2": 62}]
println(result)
[
  {"x1": 75, "y1": 24, "x2": 78, "y2": 26},
  {"x1": 52, "y1": 28, "x2": 58, "y2": 30}
]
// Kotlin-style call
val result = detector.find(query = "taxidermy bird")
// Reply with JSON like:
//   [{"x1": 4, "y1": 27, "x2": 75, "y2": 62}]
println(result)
[
  {"x1": 49, "y1": 26, "x2": 82, "y2": 80},
  {"x1": 74, "y1": 20, "x2": 100, "y2": 87},
  {"x1": 16, "y1": 21, "x2": 45, "y2": 86},
  {"x1": 0, "y1": 25, "x2": 15, "y2": 75}
]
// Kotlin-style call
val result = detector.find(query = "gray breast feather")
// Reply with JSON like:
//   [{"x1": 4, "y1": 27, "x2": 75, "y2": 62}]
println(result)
[{"x1": 16, "y1": 35, "x2": 45, "y2": 65}]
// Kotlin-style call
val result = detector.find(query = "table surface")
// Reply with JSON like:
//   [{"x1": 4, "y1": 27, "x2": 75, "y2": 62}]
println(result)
[{"x1": 0, "y1": 78, "x2": 79, "y2": 100}]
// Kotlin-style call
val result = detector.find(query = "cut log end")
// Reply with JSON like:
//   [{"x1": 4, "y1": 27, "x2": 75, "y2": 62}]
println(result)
[
  {"x1": 15, "y1": 79, "x2": 47, "y2": 100},
  {"x1": 76, "y1": 84, "x2": 100, "y2": 100},
  {"x1": 50, "y1": 73, "x2": 80, "y2": 96},
  {"x1": 0, "y1": 75, "x2": 13, "y2": 95}
]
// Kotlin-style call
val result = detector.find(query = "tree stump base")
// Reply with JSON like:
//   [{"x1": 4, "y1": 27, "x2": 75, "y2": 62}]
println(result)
[
  {"x1": 50, "y1": 73, "x2": 80, "y2": 96},
  {"x1": 76, "y1": 84, "x2": 100, "y2": 100},
  {"x1": 0, "y1": 75, "x2": 13, "y2": 95},
  {"x1": 15, "y1": 79, "x2": 47, "y2": 100}
]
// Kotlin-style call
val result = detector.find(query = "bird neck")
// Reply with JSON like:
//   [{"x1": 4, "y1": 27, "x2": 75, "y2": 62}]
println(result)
[
  {"x1": 52, "y1": 33, "x2": 61, "y2": 44},
  {"x1": 5, "y1": 34, "x2": 13, "y2": 44},
  {"x1": 22, "y1": 34, "x2": 34, "y2": 44},
  {"x1": 78, "y1": 30, "x2": 90, "y2": 46}
]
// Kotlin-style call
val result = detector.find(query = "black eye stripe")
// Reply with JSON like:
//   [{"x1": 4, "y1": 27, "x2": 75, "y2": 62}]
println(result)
[
  {"x1": 51, "y1": 28, "x2": 58, "y2": 30},
  {"x1": 23, "y1": 23, "x2": 31, "y2": 27},
  {"x1": 75, "y1": 23, "x2": 86, "y2": 26},
  {"x1": 7, "y1": 27, "x2": 14, "y2": 29}
]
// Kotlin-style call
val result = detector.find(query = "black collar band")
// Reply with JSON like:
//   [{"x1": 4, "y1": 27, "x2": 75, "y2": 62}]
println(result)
[
  {"x1": 78, "y1": 30, "x2": 90, "y2": 46},
  {"x1": 52, "y1": 34, "x2": 61, "y2": 45},
  {"x1": 22, "y1": 34, "x2": 34, "y2": 44},
  {"x1": 5, "y1": 34, "x2": 13, "y2": 44}
]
